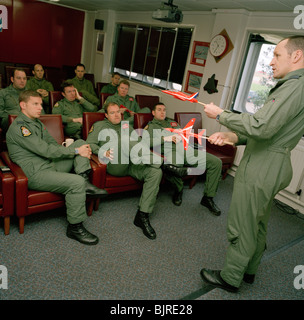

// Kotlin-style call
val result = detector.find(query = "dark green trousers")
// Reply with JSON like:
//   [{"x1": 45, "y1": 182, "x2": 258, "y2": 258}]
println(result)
[{"x1": 27, "y1": 140, "x2": 91, "y2": 224}]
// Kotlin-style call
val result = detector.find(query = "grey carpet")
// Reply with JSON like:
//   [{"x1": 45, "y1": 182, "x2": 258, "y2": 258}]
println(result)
[{"x1": 1, "y1": 175, "x2": 304, "y2": 300}]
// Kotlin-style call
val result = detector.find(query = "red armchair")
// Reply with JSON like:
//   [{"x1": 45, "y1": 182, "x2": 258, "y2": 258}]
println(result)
[
  {"x1": 2, "y1": 114, "x2": 100, "y2": 234},
  {"x1": 100, "y1": 93, "x2": 113, "y2": 108},
  {"x1": 82, "y1": 112, "x2": 143, "y2": 197},
  {"x1": 96, "y1": 82, "x2": 108, "y2": 98},
  {"x1": 135, "y1": 95, "x2": 160, "y2": 111},
  {"x1": 0, "y1": 157, "x2": 15, "y2": 235},
  {"x1": 174, "y1": 112, "x2": 237, "y2": 179},
  {"x1": 49, "y1": 91, "x2": 63, "y2": 111},
  {"x1": 133, "y1": 113, "x2": 154, "y2": 137}
]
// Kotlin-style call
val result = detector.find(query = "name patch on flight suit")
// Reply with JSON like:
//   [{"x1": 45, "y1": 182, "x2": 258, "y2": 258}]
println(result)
[
  {"x1": 170, "y1": 122, "x2": 178, "y2": 127},
  {"x1": 20, "y1": 126, "x2": 32, "y2": 137}
]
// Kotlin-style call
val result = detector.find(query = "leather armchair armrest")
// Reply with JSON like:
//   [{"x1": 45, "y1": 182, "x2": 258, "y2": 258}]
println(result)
[
  {"x1": 90, "y1": 156, "x2": 107, "y2": 189},
  {"x1": 1, "y1": 151, "x2": 29, "y2": 216},
  {"x1": 0, "y1": 158, "x2": 15, "y2": 216}
]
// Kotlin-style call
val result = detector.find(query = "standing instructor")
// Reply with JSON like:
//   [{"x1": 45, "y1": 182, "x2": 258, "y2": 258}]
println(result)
[{"x1": 200, "y1": 36, "x2": 304, "y2": 292}]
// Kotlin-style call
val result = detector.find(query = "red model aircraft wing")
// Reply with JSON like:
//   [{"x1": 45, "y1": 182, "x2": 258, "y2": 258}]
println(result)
[{"x1": 182, "y1": 118, "x2": 196, "y2": 131}]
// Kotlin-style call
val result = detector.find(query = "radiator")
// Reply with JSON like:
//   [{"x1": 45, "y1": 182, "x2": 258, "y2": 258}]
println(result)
[
  {"x1": 232, "y1": 143, "x2": 304, "y2": 195},
  {"x1": 233, "y1": 146, "x2": 245, "y2": 166},
  {"x1": 285, "y1": 142, "x2": 304, "y2": 194}
]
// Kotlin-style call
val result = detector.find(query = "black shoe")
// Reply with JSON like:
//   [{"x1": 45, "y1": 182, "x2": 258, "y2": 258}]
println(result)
[
  {"x1": 200, "y1": 268, "x2": 238, "y2": 293},
  {"x1": 162, "y1": 164, "x2": 188, "y2": 178},
  {"x1": 134, "y1": 210, "x2": 156, "y2": 240},
  {"x1": 173, "y1": 189, "x2": 183, "y2": 206},
  {"x1": 66, "y1": 223, "x2": 99, "y2": 245},
  {"x1": 200, "y1": 196, "x2": 221, "y2": 216},
  {"x1": 243, "y1": 273, "x2": 255, "y2": 284},
  {"x1": 79, "y1": 171, "x2": 108, "y2": 197}
]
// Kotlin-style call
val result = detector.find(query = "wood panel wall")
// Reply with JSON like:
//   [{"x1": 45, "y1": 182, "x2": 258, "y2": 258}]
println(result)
[{"x1": 0, "y1": 0, "x2": 84, "y2": 68}]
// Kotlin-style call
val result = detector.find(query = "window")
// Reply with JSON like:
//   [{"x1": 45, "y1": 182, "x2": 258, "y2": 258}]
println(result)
[
  {"x1": 112, "y1": 24, "x2": 193, "y2": 90},
  {"x1": 232, "y1": 34, "x2": 278, "y2": 114}
]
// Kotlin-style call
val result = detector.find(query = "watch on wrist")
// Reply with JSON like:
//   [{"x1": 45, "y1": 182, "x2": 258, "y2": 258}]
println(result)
[
  {"x1": 75, "y1": 148, "x2": 79, "y2": 155},
  {"x1": 216, "y1": 114, "x2": 221, "y2": 122}
]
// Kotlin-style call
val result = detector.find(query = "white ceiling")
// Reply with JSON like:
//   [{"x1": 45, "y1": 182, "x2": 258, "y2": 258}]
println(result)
[{"x1": 42, "y1": 0, "x2": 299, "y2": 12}]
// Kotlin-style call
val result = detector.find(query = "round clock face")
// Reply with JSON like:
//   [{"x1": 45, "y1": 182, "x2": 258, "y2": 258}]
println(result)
[{"x1": 210, "y1": 34, "x2": 228, "y2": 57}]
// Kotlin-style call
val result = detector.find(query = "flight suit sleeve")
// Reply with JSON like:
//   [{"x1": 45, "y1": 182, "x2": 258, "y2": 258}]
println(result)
[
  {"x1": 101, "y1": 84, "x2": 110, "y2": 93},
  {"x1": 52, "y1": 101, "x2": 73, "y2": 123},
  {"x1": 144, "y1": 122, "x2": 169, "y2": 148},
  {"x1": 46, "y1": 81, "x2": 54, "y2": 92},
  {"x1": 79, "y1": 98, "x2": 98, "y2": 112},
  {"x1": 7, "y1": 123, "x2": 76, "y2": 160},
  {"x1": 131, "y1": 99, "x2": 141, "y2": 113},
  {"x1": 80, "y1": 90, "x2": 100, "y2": 107},
  {"x1": 86, "y1": 122, "x2": 102, "y2": 155},
  {"x1": 219, "y1": 78, "x2": 302, "y2": 141}
]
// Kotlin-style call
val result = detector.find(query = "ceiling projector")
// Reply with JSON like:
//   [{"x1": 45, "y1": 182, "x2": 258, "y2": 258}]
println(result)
[{"x1": 152, "y1": 1, "x2": 183, "y2": 23}]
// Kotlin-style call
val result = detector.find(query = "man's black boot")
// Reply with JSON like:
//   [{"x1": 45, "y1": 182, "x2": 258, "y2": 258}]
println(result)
[
  {"x1": 66, "y1": 222, "x2": 99, "y2": 245},
  {"x1": 173, "y1": 188, "x2": 183, "y2": 206},
  {"x1": 134, "y1": 210, "x2": 156, "y2": 240},
  {"x1": 162, "y1": 164, "x2": 188, "y2": 178},
  {"x1": 200, "y1": 195, "x2": 221, "y2": 216},
  {"x1": 79, "y1": 170, "x2": 108, "y2": 197},
  {"x1": 200, "y1": 268, "x2": 238, "y2": 293},
  {"x1": 243, "y1": 273, "x2": 255, "y2": 284}
]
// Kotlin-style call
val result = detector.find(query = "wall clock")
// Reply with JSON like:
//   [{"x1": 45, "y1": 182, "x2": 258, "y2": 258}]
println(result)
[
  {"x1": 209, "y1": 29, "x2": 234, "y2": 63},
  {"x1": 209, "y1": 34, "x2": 229, "y2": 57}
]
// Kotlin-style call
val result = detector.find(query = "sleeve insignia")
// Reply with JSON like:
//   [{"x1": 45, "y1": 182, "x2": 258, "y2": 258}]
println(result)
[
  {"x1": 54, "y1": 102, "x2": 59, "y2": 108},
  {"x1": 20, "y1": 126, "x2": 32, "y2": 137},
  {"x1": 89, "y1": 125, "x2": 94, "y2": 133}
]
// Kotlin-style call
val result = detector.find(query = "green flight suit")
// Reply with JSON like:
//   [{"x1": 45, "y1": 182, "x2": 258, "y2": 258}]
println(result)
[
  {"x1": 68, "y1": 77, "x2": 100, "y2": 107},
  {"x1": 26, "y1": 77, "x2": 54, "y2": 110},
  {"x1": 86, "y1": 118, "x2": 163, "y2": 214},
  {"x1": 6, "y1": 112, "x2": 92, "y2": 224},
  {"x1": 144, "y1": 118, "x2": 222, "y2": 195},
  {"x1": 100, "y1": 83, "x2": 118, "y2": 94},
  {"x1": 52, "y1": 97, "x2": 97, "y2": 138},
  {"x1": 0, "y1": 85, "x2": 45, "y2": 131},
  {"x1": 101, "y1": 93, "x2": 151, "y2": 126},
  {"x1": 218, "y1": 68, "x2": 304, "y2": 287}
]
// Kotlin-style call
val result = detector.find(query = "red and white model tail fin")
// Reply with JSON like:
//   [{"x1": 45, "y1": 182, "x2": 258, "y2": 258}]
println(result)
[{"x1": 197, "y1": 129, "x2": 206, "y2": 145}]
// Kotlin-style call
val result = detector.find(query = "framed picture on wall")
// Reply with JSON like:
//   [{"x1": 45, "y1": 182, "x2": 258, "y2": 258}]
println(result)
[
  {"x1": 96, "y1": 32, "x2": 105, "y2": 54},
  {"x1": 185, "y1": 71, "x2": 203, "y2": 94},
  {"x1": 190, "y1": 41, "x2": 209, "y2": 66}
]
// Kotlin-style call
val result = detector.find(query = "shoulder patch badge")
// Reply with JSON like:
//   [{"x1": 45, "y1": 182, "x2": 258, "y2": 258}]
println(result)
[
  {"x1": 170, "y1": 122, "x2": 178, "y2": 127},
  {"x1": 21, "y1": 126, "x2": 32, "y2": 137},
  {"x1": 54, "y1": 102, "x2": 59, "y2": 108}
]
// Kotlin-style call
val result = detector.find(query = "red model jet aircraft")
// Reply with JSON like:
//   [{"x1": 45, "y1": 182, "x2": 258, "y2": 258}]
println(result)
[
  {"x1": 162, "y1": 90, "x2": 199, "y2": 103},
  {"x1": 164, "y1": 118, "x2": 206, "y2": 150}
]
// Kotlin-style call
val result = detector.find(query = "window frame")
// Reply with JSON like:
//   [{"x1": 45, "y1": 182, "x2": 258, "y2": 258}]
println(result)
[
  {"x1": 111, "y1": 23, "x2": 193, "y2": 91},
  {"x1": 231, "y1": 33, "x2": 277, "y2": 114}
]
